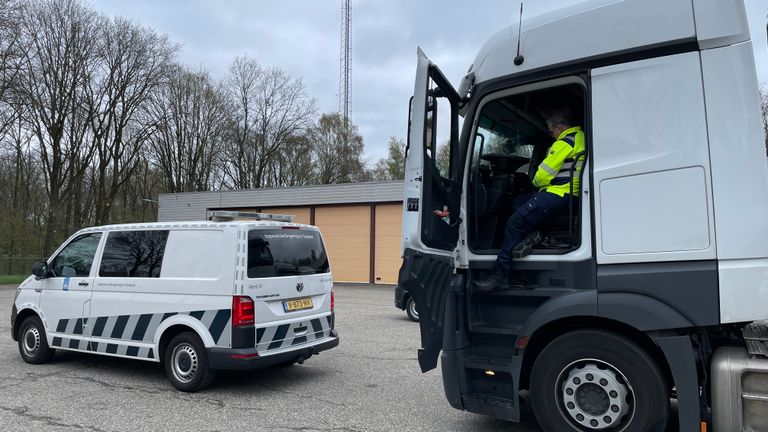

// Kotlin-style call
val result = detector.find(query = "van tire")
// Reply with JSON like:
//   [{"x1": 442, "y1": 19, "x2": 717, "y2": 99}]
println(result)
[
  {"x1": 529, "y1": 330, "x2": 669, "y2": 432},
  {"x1": 406, "y1": 297, "x2": 419, "y2": 322},
  {"x1": 17, "y1": 316, "x2": 55, "y2": 364},
  {"x1": 164, "y1": 332, "x2": 216, "y2": 392}
]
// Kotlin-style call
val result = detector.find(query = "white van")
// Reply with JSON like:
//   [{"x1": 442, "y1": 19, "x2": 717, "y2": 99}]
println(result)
[{"x1": 10, "y1": 211, "x2": 338, "y2": 392}]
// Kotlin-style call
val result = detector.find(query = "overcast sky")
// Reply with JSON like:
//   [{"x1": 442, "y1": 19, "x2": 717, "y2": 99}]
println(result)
[{"x1": 89, "y1": 0, "x2": 768, "y2": 162}]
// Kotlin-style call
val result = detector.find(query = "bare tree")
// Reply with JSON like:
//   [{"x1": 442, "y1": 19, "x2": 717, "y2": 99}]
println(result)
[
  {"x1": 17, "y1": 0, "x2": 102, "y2": 252},
  {"x1": 0, "y1": 0, "x2": 23, "y2": 138},
  {"x1": 310, "y1": 113, "x2": 367, "y2": 184},
  {"x1": 147, "y1": 66, "x2": 228, "y2": 192},
  {"x1": 0, "y1": 117, "x2": 47, "y2": 255},
  {"x1": 266, "y1": 133, "x2": 315, "y2": 187},
  {"x1": 87, "y1": 17, "x2": 177, "y2": 224},
  {"x1": 221, "y1": 56, "x2": 316, "y2": 189}
]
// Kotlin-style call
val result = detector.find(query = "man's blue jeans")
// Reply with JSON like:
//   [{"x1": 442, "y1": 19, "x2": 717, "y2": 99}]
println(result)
[{"x1": 496, "y1": 191, "x2": 570, "y2": 274}]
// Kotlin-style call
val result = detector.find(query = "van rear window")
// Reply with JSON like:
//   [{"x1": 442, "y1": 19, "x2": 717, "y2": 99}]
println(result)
[{"x1": 247, "y1": 229, "x2": 329, "y2": 278}]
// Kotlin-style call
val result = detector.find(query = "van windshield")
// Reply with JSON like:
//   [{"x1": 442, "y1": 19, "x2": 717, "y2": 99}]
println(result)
[{"x1": 247, "y1": 229, "x2": 329, "y2": 278}]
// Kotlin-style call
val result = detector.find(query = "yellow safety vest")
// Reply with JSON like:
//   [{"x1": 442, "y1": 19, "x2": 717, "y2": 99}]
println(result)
[{"x1": 532, "y1": 126, "x2": 586, "y2": 197}]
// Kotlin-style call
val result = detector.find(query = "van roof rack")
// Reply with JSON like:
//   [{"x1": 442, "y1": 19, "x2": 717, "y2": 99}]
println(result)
[{"x1": 207, "y1": 210, "x2": 295, "y2": 223}]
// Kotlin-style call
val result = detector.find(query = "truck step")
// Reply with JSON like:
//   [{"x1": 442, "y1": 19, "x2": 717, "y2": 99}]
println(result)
[
  {"x1": 464, "y1": 356, "x2": 515, "y2": 373},
  {"x1": 462, "y1": 394, "x2": 519, "y2": 422},
  {"x1": 469, "y1": 321, "x2": 523, "y2": 336},
  {"x1": 743, "y1": 321, "x2": 768, "y2": 358}
]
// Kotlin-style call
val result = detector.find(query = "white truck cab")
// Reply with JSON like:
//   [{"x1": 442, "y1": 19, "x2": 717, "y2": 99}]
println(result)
[
  {"x1": 399, "y1": 0, "x2": 768, "y2": 430},
  {"x1": 11, "y1": 211, "x2": 338, "y2": 392}
]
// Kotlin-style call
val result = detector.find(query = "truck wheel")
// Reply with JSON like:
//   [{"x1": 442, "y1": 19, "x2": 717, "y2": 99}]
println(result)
[
  {"x1": 406, "y1": 297, "x2": 419, "y2": 322},
  {"x1": 164, "y1": 332, "x2": 216, "y2": 392},
  {"x1": 17, "y1": 316, "x2": 55, "y2": 364},
  {"x1": 530, "y1": 330, "x2": 668, "y2": 432}
]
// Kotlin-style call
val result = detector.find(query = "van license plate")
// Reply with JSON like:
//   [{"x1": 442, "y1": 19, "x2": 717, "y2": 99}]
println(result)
[{"x1": 284, "y1": 297, "x2": 313, "y2": 312}]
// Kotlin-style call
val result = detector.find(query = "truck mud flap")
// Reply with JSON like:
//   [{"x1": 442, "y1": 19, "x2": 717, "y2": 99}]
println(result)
[{"x1": 398, "y1": 248, "x2": 453, "y2": 372}]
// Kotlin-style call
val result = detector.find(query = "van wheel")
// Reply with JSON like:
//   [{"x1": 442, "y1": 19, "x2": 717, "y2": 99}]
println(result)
[
  {"x1": 164, "y1": 332, "x2": 216, "y2": 392},
  {"x1": 530, "y1": 330, "x2": 668, "y2": 432},
  {"x1": 406, "y1": 297, "x2": 419, "y2": 322},
  {"x1": 17, "y1": 316, "x2": 55, "y2": 364}
]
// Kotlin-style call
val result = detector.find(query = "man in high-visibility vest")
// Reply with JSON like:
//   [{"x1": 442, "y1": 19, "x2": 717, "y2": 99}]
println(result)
[{"x1": 474, "y1": 108, "x2": 585, "y2": 291}]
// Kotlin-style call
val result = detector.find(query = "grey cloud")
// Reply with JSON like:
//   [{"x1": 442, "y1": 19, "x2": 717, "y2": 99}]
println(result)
[{"x1": 89, "y1": 0, "x2": 768, "y2": 162}]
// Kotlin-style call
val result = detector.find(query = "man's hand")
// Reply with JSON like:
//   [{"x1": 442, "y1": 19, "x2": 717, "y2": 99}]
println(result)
[{"x1": 433, "y1": 209, "x2": 449, "y2": 218}]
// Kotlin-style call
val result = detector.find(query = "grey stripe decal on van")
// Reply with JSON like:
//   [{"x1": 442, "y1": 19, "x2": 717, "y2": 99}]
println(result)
[
  {"x1": 268, "y1": 325, "x2": 291, "y2": 350},
  {"x1": 208, "y1": 310, "x2": 231, "y2": 343},
  {"x1": 131, "y1": 314, "x2": 153, "y2": 341},
  {"x1": 49, "y1": 308, "x2": 232, "y2": 354},
  {"x1": 256, "y1": 314, "x2": 334, "y2": 354},
  {"x1": 73, "y1": 318, "x2": 83, "y2": 335},
  {"x1": 92, "y1": 317, "x2": 108, "y2": 337},
  {"x1": 49, "y1": 336, "x2": 154, "y2": 360},
  {"x1": 111, "y1": 315, "x2": 129, "y2": 338}
]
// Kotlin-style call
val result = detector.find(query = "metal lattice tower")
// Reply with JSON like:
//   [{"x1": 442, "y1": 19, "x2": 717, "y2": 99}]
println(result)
[{"x1": 339, "y1": 0, "x2": 351, "y2": 128}]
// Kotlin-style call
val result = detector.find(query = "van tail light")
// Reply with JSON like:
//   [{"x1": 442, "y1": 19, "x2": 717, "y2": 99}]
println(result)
[
  {"x1": 330, "y1": 289, "x2": 335, "y2": 311},
  {"x1": 232, "y1": 296, "x2": 254, "y2": 327}
]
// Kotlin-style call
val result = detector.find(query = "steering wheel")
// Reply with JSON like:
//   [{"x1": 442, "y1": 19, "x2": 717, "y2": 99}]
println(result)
[{"x1": 481, "y1": 153, "x2": 530, "y2": 173}]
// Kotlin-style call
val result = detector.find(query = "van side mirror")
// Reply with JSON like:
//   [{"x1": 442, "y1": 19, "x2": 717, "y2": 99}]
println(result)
[{"x1": 32, "y1": 261, "x2": 49, "y2": 280}]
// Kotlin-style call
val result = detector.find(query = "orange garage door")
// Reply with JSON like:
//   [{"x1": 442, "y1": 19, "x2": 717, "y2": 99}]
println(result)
[
  {"x1": 374, "y1": 204, "x2": 403, "y2": 284},
  {"x1": 314, "y1": 206, "x2": 370, "y2": 283}
]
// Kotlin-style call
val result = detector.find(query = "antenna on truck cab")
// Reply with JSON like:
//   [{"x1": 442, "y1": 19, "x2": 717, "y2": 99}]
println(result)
[{"x1": 514, "y1": 2, "x2": 525, "y2": 66}]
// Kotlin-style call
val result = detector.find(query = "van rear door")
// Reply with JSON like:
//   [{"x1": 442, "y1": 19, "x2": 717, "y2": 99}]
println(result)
[
  {"x1": 400, "y1": 48, "x2": 463, "y2": 372},
  {"x1": 242, "y1": 226, "x2": 334, "y2": 352},
  {"x1": 244, "y1": 227, "x2": 332, "y2": 317}
]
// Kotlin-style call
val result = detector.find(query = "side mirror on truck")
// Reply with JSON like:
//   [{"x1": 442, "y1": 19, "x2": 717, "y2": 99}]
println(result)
[{"x1": 32, "y1": 261, "x2": 49, "y2": 280}]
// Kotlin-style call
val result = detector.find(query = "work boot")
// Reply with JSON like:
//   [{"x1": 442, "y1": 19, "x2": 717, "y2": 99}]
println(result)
[
  {"x1": 473, "y1": 266, "x2": 510, "y2": 292},
  {"x1": 512, "y1": 231, "x2": 542, "y2": 259}
]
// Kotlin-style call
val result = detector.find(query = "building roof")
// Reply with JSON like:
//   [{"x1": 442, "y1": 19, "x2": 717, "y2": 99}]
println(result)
[{"x1": 158, "y1": 181, "x2": 405, "y2": 222}]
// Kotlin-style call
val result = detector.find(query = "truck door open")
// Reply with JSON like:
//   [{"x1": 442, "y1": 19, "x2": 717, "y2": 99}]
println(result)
[{"x1": 400, "y1": 48, "x2": 462, "y2": 372}]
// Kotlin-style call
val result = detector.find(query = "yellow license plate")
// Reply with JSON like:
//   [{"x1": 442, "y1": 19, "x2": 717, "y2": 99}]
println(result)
[{"x1": 284, "y1": 297, "x2": 313, "y2": 312}]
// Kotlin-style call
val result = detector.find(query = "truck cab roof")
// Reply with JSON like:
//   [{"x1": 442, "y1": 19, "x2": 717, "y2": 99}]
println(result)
[{"x1": 463, "y1": 0, "x2": 750, "y2": 91}]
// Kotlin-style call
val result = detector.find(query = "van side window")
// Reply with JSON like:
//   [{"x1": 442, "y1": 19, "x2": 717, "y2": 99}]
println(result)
[
  {"x1": 50, "y1": 233, "x2": 102, "y2": 277},
  {"x1": 99, "y1": 230, "x2": 170, "y2": 278}
]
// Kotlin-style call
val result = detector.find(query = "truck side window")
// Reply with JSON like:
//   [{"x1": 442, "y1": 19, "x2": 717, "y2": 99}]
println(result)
[
  {"x1": 50, "y1": 233, "x2": 102, "y2": 277},
  {"x1": 425, "y1": 90, "x2": 461, "y2": 182},
  {"x1": 99, "y1": 230, "x2": 169, "y2": 278},
  {"x1": 468, "y1": 82, "x2": 586, "y2": 253}
]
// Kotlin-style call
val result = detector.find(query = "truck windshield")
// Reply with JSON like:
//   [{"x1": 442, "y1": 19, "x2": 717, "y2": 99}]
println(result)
[{"x1": 247, "y1": 229, "x2": 329, "y2": 278}]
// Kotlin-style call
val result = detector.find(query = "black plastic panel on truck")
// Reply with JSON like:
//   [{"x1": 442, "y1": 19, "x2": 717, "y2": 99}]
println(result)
[
  {"x1": 398, "y1": 248, "x2": 453, "y2": 372},
  {"x1": 597, "y1": 260, "x2": 720, "y2": 329}
]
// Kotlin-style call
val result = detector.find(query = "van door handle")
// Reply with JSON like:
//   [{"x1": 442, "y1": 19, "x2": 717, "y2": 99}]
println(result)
[
  {"x1": 34, "y1": 288, "x2": 42, "y2": 293},
  {"x1": 78, "y1": 281, "x2": 89, "y2": 287}
]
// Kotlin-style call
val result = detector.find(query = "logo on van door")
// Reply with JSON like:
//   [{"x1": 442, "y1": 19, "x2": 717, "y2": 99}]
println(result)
[{"x1": 296, "y1": 282, "x2": 304, "y2": 293}]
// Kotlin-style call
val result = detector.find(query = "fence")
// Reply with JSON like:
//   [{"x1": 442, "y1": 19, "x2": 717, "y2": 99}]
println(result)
[{"x1": 0, "y1": 257, "x2": 41, "y2": 276}]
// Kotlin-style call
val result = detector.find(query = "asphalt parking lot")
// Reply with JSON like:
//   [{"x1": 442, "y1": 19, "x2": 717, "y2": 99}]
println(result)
[{"x1": 0, "y1": 283, "x2": 541, "y2": 432}]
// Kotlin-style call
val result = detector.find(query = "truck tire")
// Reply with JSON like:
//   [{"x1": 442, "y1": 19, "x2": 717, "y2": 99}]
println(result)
[
  {"x1": 17, "y1": 316, "x2": 55, "y2": 364},
  {"x1": 406, "y1": 297, "x2": 419, "y2": 322},
  {"x1": 529, "y1": 330, "x2": 668, "y2": 432},
  {"x1": 164, "y1": 331, "x2": 216, "y2": 392}
]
